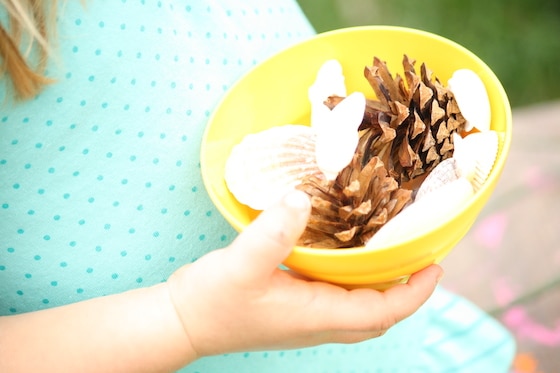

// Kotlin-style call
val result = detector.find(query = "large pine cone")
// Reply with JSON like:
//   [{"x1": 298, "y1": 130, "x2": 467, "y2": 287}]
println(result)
[{"x1": 297, "y1": 55, "x2": 467, "y2": 248}]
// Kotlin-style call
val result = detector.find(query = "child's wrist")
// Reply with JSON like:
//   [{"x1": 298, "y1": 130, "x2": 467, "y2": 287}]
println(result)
[{"x1": 123, "y1": 281, "x2": 199, "y2": 370}]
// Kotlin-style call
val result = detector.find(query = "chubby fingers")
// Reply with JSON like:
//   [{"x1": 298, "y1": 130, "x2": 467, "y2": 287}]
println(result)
[
  {"x1": 301, "y1": 264, "x2": 443, "y2": 337},
  {"x1": 225, "y1": 190, "x2": 311, "y2": 282},
  {"x1": 380, "y1": 264, "x2": 443, "y2": 323}
]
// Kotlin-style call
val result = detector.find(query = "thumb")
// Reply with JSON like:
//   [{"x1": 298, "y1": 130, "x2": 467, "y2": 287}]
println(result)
[{"x1": 226, "y1": 190, "x2": 311, "y2": 282}]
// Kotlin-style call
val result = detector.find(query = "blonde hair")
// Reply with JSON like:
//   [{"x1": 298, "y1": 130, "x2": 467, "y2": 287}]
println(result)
[{"x1": 0, "y1": 0, "x2": 57, "y2": 100}]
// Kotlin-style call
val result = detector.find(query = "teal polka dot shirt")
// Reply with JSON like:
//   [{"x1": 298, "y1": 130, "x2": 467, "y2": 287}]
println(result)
[
  {"x1": 0, "y1": 0, "x2": 315, "y2": 315},
  {"x1": 0, "y1": 1, "x2": 439, "y2": 371}
]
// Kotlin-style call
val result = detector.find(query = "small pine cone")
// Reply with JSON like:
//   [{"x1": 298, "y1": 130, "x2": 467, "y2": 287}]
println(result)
[{"x1": 296, "y1": 154, "x2": 412, "y2": 248}]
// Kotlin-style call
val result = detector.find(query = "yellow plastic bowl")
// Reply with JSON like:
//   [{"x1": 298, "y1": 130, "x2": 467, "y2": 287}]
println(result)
[{"x1": 201, "y1": 26, "x2": 512, "y2": 290}]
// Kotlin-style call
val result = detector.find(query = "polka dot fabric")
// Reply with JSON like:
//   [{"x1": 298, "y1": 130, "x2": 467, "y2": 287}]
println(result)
[{"x1": 0, "y1": 0, "x2": 315, "y2": 314}]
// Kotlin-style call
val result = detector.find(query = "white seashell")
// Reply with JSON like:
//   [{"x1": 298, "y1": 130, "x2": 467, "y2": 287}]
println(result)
[
  {"x1": 309, "y1": 59, "x2": 347, "y2": 134},
  {"x1": 448, "y1": 69, "x2": 491, "y2": 132},
  {"x1": 225, "y1": 124, "x2": 320, "y2": 210},
  {"x1": 308, "y1": 60, "x2": 347, "y2": 107},
  {"x1": 452, "y1": 130, "x2": 499, "y2": 191},
  {"x1": 315, "y1": 91, "x2": 366, "y2": 180},
  {"x1": 366, "y1": 177, "x2": 474, "y2": 249},
  {"x1": 415, "y1": 158, "x2": 461, "y2": 201}
]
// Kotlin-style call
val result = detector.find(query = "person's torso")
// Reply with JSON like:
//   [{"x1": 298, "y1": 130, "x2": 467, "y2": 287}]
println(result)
[{"x1": 0, "y1": 0, "x2": 315, "y2": 315}]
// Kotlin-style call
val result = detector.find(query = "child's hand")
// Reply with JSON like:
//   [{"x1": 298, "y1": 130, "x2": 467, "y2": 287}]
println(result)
[{"x1": 167, "y1": 190, "x2": 443, "y2": 359}]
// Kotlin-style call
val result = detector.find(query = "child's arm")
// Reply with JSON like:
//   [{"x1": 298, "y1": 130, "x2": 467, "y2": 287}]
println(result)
[
  {"x1": 0, "y1": 282, "x2": 194, "y2": 373},
  {"x1": 0, "y1": 191, "x2": 442, "y2": 373}
]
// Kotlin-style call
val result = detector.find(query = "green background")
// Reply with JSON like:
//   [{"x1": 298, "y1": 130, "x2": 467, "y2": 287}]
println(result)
[{"x1": 297, "y1": 0, "x2": 560, "y2": 108}]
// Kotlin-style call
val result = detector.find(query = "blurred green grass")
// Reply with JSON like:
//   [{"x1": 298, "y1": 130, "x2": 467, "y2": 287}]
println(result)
[{"x1": 297, "y1": 0, "x2": 560, "y2": 108}]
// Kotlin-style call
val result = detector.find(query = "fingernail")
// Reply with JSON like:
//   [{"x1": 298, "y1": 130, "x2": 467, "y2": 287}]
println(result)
[{"x1": 284, "y1": 190, "x2": 310, "y2": 210}]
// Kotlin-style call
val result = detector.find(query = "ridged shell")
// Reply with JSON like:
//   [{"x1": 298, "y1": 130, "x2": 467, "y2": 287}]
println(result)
[
  {"x1": 225, "y1": 124, "x2": 320, "y2": 210},
  {"x1": 453, "y1": 130, "x2": 499, "y2": 192},
  {"x1": 415, "y1": 158, "x2": 461, "y2": 201},
  {"x1": 365, "y1": 177, "x2": 474, "y2": 249},
  {"x1": 448, "y1": 69, "x2": 491, "y2": 132}
]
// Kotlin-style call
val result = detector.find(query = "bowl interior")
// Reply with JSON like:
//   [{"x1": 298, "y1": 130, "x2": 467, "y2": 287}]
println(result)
[{"x1": 201, "y1": 26, "x2": 512, "y2": 288}]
